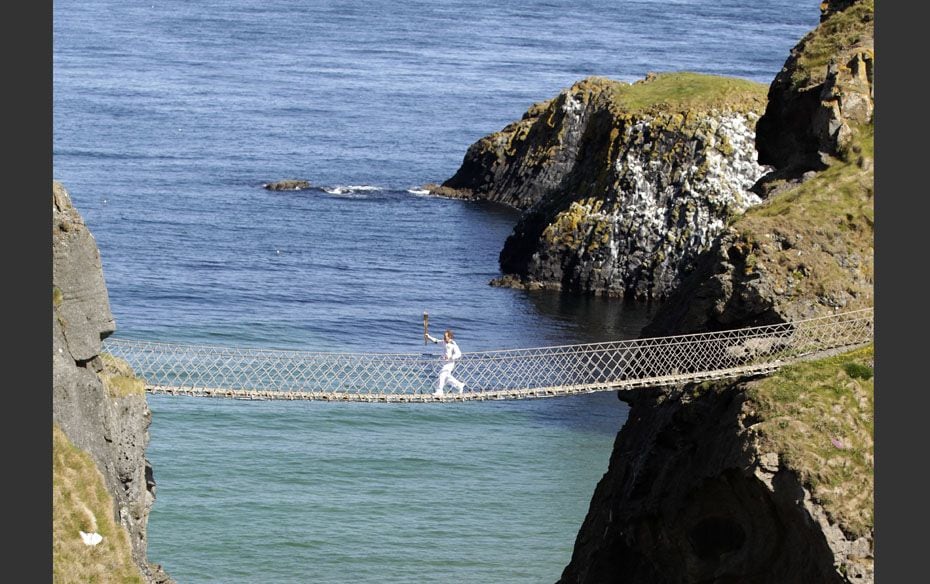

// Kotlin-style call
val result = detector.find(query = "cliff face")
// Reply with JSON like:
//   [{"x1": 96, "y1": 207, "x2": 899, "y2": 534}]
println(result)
[
  {"x1": 754, "y1": 0, "x2": 873, "y2": 178},
  {"x1": 432, "y1": 74, "x2": 770, "y2": 300},
  {"x1": 644, "y1": 0, "x2": 873, "y2": 335},
  {"x1": 52, "y1": 182, "x2": 173, "y2": 583},
  {"x1": 560, "y1": 2, "x2": 874, "y2": 583},
  {"x1": 558, "y1": 346, "x2": 874, "y2": 584}
]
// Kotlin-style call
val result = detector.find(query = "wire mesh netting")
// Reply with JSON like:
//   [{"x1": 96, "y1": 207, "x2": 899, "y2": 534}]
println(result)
[{"x1": 102, "y1": 308, "x2": 873, "y2": 401}]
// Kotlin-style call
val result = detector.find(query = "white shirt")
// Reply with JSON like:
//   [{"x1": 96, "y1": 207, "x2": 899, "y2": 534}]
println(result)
[{"x1": 428, "y1": 335, "x2": 462, "y2": 362}]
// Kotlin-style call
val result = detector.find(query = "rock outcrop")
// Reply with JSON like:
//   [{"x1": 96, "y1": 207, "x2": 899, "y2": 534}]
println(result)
[
  {"x1": 52, "y1": 181, "x2": 173, "y2": 583},
  {"x1": 559, "y1": 2, "x2": 874, "y2": 583},
  {"x1": 754, "y1": 0, "x2": 873, "y2": 184},
  {"x1": 263, "y1": 179, "x2": 311, "y2": 191},
  {"x1": 645, "y1": 0, "x2": 873, "y2": 334},
  {"x1": 432, "y1": 74, "x2": 771, "y2": 300},
  {"x1": 558, "y1": 346, "x2": 874, "y2": 583}
]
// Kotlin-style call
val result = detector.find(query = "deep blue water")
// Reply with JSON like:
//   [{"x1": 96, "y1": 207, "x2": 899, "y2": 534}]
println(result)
[{"x1": 54, "y1": 1, "x2": 821, "y2": 582}]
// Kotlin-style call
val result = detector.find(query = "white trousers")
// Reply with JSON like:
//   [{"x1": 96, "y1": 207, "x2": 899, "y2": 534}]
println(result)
[{"x1": 437, "y1": 362, "x2": 465, "y2": 392}]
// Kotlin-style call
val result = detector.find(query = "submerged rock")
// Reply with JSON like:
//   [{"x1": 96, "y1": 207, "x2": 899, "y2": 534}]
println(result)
[{"x1": 263, "y1": 179, "x2": 312, "y2": 191}]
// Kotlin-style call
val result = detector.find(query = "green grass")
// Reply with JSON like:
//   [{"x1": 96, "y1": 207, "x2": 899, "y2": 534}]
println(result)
[
  {"x1": 604, "y1": 72, "x2": 768, "y2": 115},
  {"x1": 747, "y1": 344, "x2": 874, "y2": 537},
  {"x1": 734, "y1": 122, "x2": 873, "y2": 299},
  {"x1": 843, "y1": 362, "x2": 873, "y2": 381},
  {"x1": 748, "y1": 125, "x2": 873, "y2": 224},
  {"x1": 53, "y1": 425, "x2": 144, "y2": 584},
  {"x1": 98, "y1": 353, "x2": 146, "y2": 397}
]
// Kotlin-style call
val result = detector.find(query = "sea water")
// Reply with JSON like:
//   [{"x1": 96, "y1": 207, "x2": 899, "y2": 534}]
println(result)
[{"x1": 53, "y1": 1, "x2": 821, "y2": 581}]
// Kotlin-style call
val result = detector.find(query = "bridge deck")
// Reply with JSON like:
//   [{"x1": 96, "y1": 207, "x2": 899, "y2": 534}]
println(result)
[
  {"x1": 109, "y1": 309, "x2": 873, "y2": 403},
  {"x1": 145, "y1": 361, "x2": 788, "y2": 402}
]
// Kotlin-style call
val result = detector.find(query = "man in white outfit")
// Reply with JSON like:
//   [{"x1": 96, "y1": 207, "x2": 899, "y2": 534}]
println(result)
[{"x1": 425, "y1": 329, "x2": 466, "y2": 396}]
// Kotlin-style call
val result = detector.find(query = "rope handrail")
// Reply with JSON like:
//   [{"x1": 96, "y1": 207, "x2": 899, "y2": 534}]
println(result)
[{"x1": 101, "y1": 308, "x2": 873, "y2": 402}]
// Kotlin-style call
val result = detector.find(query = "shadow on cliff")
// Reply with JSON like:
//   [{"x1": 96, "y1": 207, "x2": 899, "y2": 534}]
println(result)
[{"x1": 557, "y1": 384, "x2": 844, "y2": 584}]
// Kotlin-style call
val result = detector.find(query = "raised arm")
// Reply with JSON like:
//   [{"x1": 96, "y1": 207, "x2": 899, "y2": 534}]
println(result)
[{"x1": 425, "y1": 333, "x2": 441, "y2": 344}]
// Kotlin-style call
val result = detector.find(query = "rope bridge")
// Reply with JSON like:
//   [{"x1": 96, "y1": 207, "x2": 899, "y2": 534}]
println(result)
[{"x1": 102, "y1": 308, "x2": 873, "y2": 402}]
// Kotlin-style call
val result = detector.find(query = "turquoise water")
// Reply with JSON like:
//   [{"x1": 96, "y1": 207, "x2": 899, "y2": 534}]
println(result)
[{"x1": 147, "y1": 392, "x2": 629, "y2": 583}]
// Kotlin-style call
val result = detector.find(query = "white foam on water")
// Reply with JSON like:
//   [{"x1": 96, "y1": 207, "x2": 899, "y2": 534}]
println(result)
[{"x1": 323, "y1": 185, "x2": 384, "y2": 197}]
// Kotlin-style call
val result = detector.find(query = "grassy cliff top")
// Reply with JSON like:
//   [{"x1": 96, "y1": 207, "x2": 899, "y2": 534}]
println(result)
[
  {"x1": 594, "y1": 72, "x2": 768, "y2": 115},
  {"x1": 733, "y1": 123, "x2": 873, "y2": 303},
  {"x1": 53, "y1": 425, "x2": 144, "y2": 583},
  {"x1": 745, "y1": 124, "x2": 873, "y2": 228},
  {"x1": 746, "y1": 344, "x2": 874, "y2": 537}
]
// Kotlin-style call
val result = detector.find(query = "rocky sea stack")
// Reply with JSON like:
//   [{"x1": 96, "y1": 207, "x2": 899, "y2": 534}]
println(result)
[{"x1": 433, "y1": 73, "x2": 772, "y2": 300}]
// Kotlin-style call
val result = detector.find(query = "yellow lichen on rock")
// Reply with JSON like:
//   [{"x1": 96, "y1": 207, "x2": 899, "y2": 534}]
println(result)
[{"x1": 99, "y1": 352, "x2": 146, "y2": 397}]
